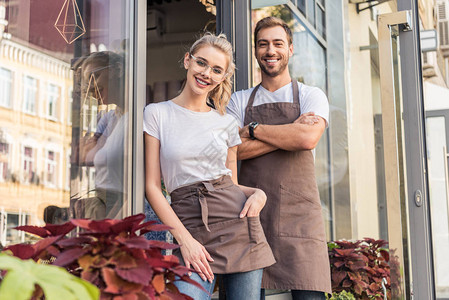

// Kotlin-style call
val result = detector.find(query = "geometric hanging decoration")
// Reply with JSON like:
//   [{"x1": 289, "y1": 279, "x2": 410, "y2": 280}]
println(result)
[
  {"x1": 83, "y1": 73, "x2": 104, "y2": 108},
  {"x1": 54, "y1": 0, "x2": 86, "y2": 44},
  {"x1": 81, "y1": 73, "x2": 104, "y2": 133}
]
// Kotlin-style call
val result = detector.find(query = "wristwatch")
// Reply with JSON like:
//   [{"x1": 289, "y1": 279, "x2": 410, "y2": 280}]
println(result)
[{"x1": 248, "y1": 122, "x2": 259, "y2": 140}]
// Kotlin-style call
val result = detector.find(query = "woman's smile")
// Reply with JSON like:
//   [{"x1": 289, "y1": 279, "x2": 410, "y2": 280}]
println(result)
[{"x1": 194, "y1": 76, "x2": 211, "y2": 87}]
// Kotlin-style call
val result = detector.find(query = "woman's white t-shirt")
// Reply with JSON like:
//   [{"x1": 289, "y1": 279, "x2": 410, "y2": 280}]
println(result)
[{"x1": 143, "y1": 100, "x2": 241, "y2": 193}]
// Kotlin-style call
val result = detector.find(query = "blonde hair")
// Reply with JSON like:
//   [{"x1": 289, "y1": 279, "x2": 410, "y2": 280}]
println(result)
[{"x1": 188, "y1": 32, "x2": 235, "y2": 115}]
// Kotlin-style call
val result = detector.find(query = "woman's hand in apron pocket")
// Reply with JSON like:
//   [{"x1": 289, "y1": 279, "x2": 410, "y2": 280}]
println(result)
[
  {"x1": 239, "y1": 188, "x2": 267, "y2": 218},
  {"x1": 180, "y1": 236, "x2": 215, "y2": 283}
]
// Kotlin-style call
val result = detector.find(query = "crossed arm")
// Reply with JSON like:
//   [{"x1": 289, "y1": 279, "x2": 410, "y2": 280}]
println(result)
[{"x1": 237, "y1": 112, "x2": 326, "y2": 160}]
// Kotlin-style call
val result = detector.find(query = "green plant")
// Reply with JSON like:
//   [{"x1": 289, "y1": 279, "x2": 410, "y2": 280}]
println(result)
[
  {"x1": 0, "y1": 253, "x2": 99, "y2": 300},
  {"x1": 326, "y1": 290, "x2": 356, "y2": 300},
  {"x1": 328, "y1": 238, "x2": 390, "y2": 300},
  {"x1": 5, "y1": 214, "x2": 201, "y2": 299}
]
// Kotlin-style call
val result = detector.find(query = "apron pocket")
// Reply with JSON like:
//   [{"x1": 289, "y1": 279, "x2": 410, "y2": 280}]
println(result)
[
  {"x1": 188, "y1": 218, "x2": 245, "y2": 242},
  {"x1": 189, "y1": 217, "x2": 265, "y2": 246},
  {"x1": 278, "y1": 184, "x2": 326, "y2": 241},
  {"x1": 247, "y1": 216, "x2": 264, "y2": 246}
]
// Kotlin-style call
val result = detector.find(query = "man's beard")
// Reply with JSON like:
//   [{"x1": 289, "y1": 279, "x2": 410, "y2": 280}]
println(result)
[{"x1": 258, "y1": 58, "x2": 289, "y2": 78}]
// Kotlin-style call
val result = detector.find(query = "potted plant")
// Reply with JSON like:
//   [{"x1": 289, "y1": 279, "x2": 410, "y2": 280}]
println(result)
[
  {"x1": 326, "y1": 290, "x2": 356, "y2": 300},
  {"x1": 0, "y1": 253, "x2": 99, "y2": 300},
  {"x1": 4, "y1": 214, "x2": 202, "y2": 299},
  {"x1": 328, "y1": 238, "x2": 391, "y2": 300}
]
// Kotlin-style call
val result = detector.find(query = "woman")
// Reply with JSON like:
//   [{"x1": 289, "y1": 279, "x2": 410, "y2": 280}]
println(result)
[
  {"x1": 144, "y1": 33, "x2": 275, "y2": 300},
  {"x1": 77, "y1": 51, "x2": 126, "y2": 220}
]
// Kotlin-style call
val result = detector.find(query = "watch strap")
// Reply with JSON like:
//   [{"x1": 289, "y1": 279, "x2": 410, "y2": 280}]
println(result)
[{"x1": 249, "y1": 122, "x2": 259, "y2": 140}]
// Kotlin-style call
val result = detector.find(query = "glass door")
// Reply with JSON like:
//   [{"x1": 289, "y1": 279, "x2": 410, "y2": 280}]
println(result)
[
  {"x1": 426, "y1": 110, "x2": 449, "y2": 299},
  {"x1": 377, "y1": 4, "x2": 434, "y2": 299},
  {"x1": 236, "y1": 0, "x2": 435, "y2": 299},
  {"x1": 420, "y1": 1, "x2": 449, "y2": 298}
]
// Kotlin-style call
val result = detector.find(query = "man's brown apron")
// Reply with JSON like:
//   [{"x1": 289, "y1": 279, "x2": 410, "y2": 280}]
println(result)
[
  {"x1": 239, "y1": 81, "x2": 331, "y2": 293},
  {"x1": 170, "y1": 175, "x2": 276, "y2": 274}
]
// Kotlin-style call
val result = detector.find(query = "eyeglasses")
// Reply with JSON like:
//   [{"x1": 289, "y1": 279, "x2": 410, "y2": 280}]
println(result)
[{"x1": 189, "y1": 54, "x2": 227, "y2": 82}]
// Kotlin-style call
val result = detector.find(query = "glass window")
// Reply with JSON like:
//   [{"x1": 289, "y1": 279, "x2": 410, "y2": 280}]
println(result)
[
  {"x1": 297, "y1": 0, "x2": 306, "y2": 14},
  {"x1": 4, "y1": 212, "x2": 29, "y2": 245},
  {"x1": 0, "y1": 0, "x2": 134, "y2": 236},
  {"x1": 82, "y1": 104, "x2": 89, "y2": 131},
  {"x1": 6, "y1": 213, "x2": 20, "y2": 244},
  {"x1": 65, "y1": 150, "x2": 71, "y2": 191},
  {"x1": 68, "y1": 89, "x2": 73, "y2": 125},
  {"x1": 423, "y1": 3, "x2": 449, "y2": 295},
  {"x1": 23, "y1": 76, "x2": 37, "y2": 114},
  {"x1": 290, "y1": 28, "x2": 326, "y2": 90},
  {"x1": 0, "y1": 142, "x2": 9, "y2": 181},
  {"x1": 0, "y1": 68, "x2": 12, "y2": 108},
  {"x1": 316, "y1": 6, "x2": 325, "y2": 38},
  {"x1": 47, "y1": 84, "x2": 60, "y2": 120},
  {"x1": 427, "y1": 118, "x2": 449, "y2": 297},
  {"x1": 46, "y1": 150, "x2": 57, "y2": 187},
  {"x1": 23, "y1": 146, "x2": 34, "y2": 184},
  {"x1": 306, "y1": 0, "x2": 315, "y2": 26}
]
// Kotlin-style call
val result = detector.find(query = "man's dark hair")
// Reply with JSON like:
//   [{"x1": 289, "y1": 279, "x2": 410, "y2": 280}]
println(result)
[{"x1": 254, "y1": 17, "x2": 293, "y2": 47}]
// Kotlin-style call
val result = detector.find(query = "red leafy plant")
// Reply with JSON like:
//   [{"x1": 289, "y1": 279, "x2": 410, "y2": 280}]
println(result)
[
  {"x1": 4, "y1": 214, "x2": 202, "y2": 300},
  {"x1": 328, "y1": 238, "x2": 391, "y2": 300}
]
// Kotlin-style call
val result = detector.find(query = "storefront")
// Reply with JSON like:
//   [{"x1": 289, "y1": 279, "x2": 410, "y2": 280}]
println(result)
[{"x1": 0, "y1": 0, "x2": 448, "y2": 298}]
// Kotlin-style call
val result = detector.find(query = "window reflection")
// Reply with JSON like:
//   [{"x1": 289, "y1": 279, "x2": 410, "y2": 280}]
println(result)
[
  {"x1": 73, "y1": 51, "x2": 126, "y2": 220},
  {"x1": 0, "y1": 68, "x2": 12, "y2": 108},
  {"x1": 306, "y1": 0, "x2": 315, "y2": 25},
  {"x1": 47, "y1": 84, "x2": 60, "y2": 120},
  {"x1": 0, "y1": 0, "x2": 131, "y2": 246},
  {"x1": 0, "y1": 142, "x2": 9, "y2": 182},
  {"x1": 23, "y1": 76, "x2": 37, "y2": 114}
]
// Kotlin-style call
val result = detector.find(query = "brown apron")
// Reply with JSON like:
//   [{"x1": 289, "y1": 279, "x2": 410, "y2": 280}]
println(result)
[
  {"x1": 239, "y1": 81, "x2": 331, "y2": 293},
  {"x1": 170, "y1": 175, "x2": 275, "y2": 274}
]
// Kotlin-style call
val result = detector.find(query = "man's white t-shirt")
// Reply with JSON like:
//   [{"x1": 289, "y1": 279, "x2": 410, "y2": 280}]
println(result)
[
  {"x1": 227, "y1": 81, "x2": 329, "y2": 128},
  {"x1": 143, "y1": 100, "x2": 241, "y2": 193}
]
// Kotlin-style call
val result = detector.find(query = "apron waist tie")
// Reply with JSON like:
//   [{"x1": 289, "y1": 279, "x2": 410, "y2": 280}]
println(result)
[{"x1": 198, "y1": 181, "x2": 216, "y2": 232}]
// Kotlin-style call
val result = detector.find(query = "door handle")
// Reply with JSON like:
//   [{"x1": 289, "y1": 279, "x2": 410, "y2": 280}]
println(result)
[{"x1": 378, "y1": 10, "x2": 413, "y2": 299}]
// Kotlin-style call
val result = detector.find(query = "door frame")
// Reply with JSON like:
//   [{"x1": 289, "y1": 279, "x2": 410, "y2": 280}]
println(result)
[
  {"x1": 132, "y1": 0, "x2": 147, "y2": 215},
  {"x1": 216, "y1": 0, "x2": 251, "y2": 92},
  {"x1": 396, "y1": 0, "x2": 435, "y2": 298}
]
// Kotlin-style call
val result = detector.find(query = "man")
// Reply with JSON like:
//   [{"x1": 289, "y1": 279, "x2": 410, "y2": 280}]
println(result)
[{"x1": 227, "y1": 17, "x2": 332, "y2": 299}]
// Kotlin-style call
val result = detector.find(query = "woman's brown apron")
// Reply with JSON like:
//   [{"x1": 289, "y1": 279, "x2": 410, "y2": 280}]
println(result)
[
  {"x1": 170, "y1": 175, "x2": 275, "y2": 274},
  {"x1": 239, "y1": 81, "x2": 331, "y2": 293}
]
